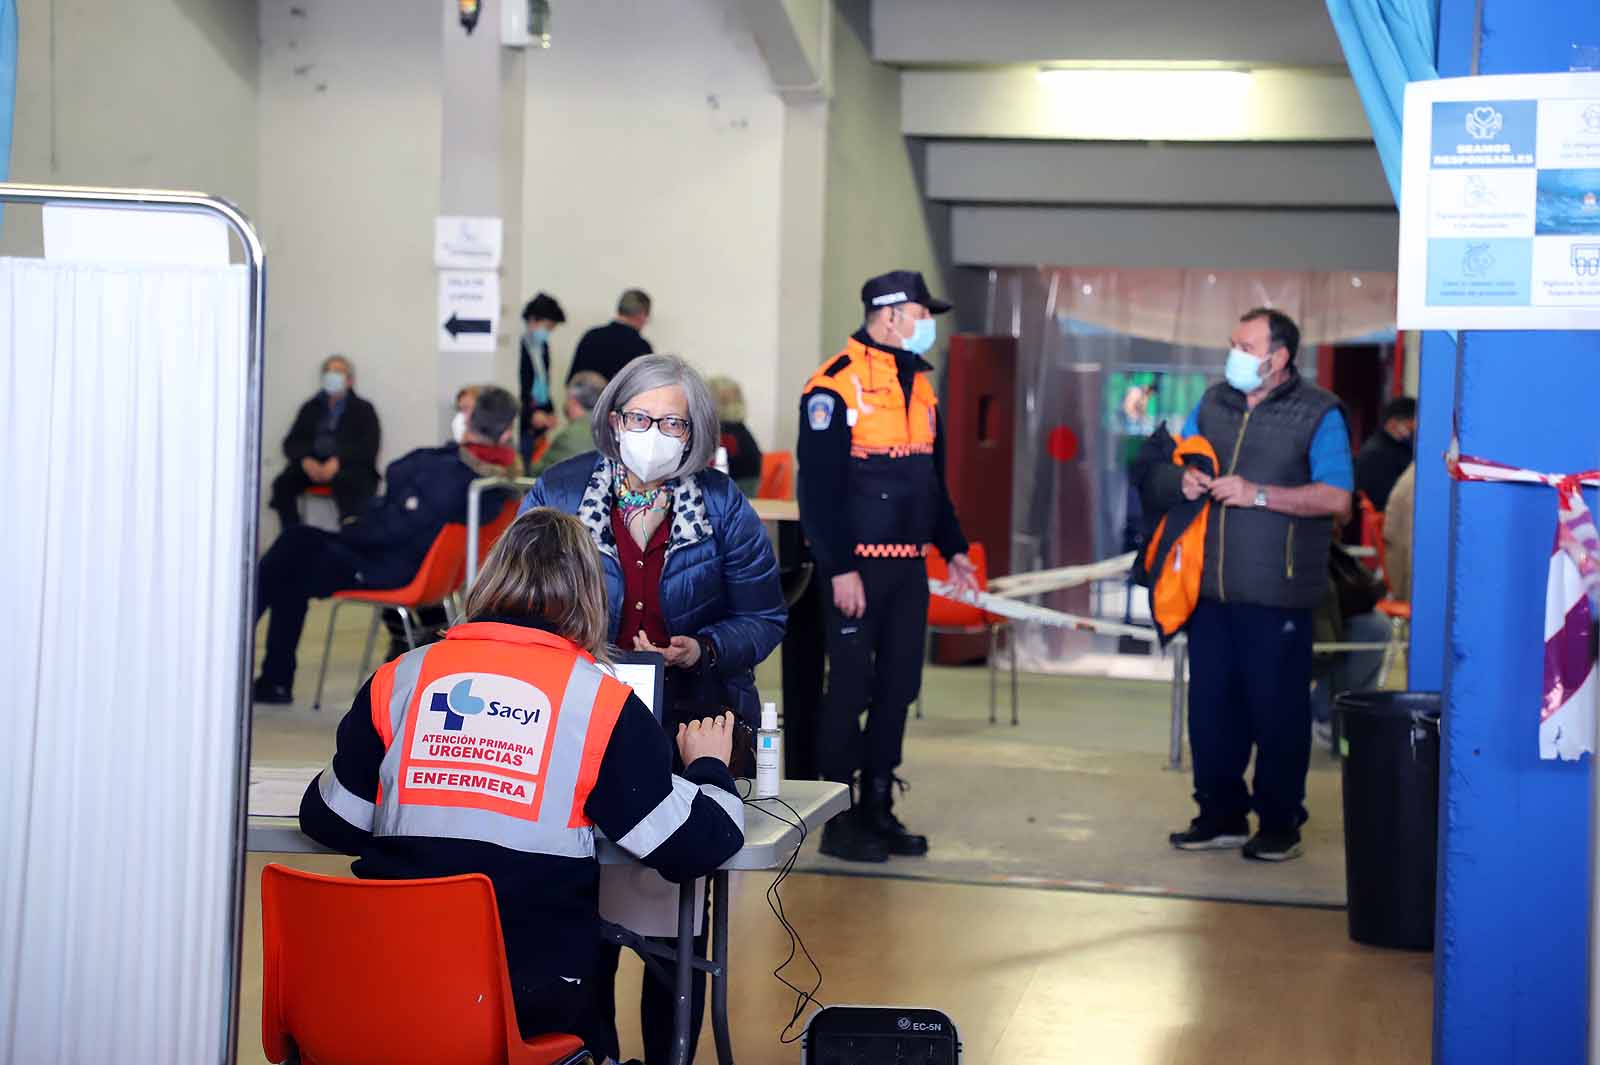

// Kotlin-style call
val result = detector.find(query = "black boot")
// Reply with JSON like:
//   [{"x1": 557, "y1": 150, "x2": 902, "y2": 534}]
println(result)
[
  {"x1": 818, "y1": 789, "x2": 889, "y2": 863},
  {"x1": 861, "y1": 774, "x2": 929, "y2": 857}
]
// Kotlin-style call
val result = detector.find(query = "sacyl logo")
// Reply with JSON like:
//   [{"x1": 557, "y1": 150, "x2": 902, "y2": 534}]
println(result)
[{"x1": 429, "y1": 678, "x2": 545, "y2": 732}]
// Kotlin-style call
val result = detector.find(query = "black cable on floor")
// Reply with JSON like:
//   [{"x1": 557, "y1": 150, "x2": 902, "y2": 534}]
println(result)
[{"x1": 738, "y1": 781, "x2": 825, "y2": 1044}]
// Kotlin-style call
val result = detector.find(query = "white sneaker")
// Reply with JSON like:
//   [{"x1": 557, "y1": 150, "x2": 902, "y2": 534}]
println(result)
[{"x1": 1312, "y1": 720, "x2": 1335, "y2": 751}]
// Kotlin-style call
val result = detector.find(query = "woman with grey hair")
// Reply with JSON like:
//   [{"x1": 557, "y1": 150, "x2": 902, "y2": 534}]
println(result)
[{"x1": 518, "y1": 353, "x2": 785, "y2": 1063}]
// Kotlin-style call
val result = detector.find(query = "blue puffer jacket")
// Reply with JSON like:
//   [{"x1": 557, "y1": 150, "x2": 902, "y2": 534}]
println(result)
[{"x1": 519, "y1": 453, "x2": 786, "y2": 722}]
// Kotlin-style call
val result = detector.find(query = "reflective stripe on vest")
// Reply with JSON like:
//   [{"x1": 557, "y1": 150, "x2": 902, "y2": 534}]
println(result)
[{"x1": 368, "y1": 625, "x2": 629, "y2": 858}]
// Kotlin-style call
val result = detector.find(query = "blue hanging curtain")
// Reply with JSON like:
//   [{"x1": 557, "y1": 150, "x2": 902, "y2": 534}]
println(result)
[{"x1": 1324, "y1": 0, "x2": 1441, "y2": 206}]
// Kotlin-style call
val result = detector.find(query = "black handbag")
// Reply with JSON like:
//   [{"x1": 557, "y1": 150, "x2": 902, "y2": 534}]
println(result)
[{"x1": 1329, "y1": 543, "x2": 1387, "y2": 621}]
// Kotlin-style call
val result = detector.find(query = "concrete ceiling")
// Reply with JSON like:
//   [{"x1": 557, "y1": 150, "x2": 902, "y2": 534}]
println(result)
[{"x1": 869, "y1": 0, "x2": 1348, "y2": 68}]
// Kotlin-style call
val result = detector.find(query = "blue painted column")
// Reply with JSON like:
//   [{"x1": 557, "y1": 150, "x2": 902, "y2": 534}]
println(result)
[{"x1": 1429, "y1": 1, "x2": 1600, "y2": 1062}]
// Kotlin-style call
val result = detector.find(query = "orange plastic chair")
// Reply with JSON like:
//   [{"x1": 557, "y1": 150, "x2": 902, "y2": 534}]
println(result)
[
  {"x1": 757, "y1": 451, "x2": 795, "y2": 500},
  {"x1": 261, "y1": 865, "x2": 590, "y2": 1065},
  {"x1": 1356, "y1": 493, "x2": 1385, "y2": 572},
  {"x1": 476, "y1": 497, "x2": 521, "y2": 572},
  {"x1": 918, "y1": 544, "x2": 1017, "y2": 726},
  {"x1": 297, "y1": 483, "x2": 340, "y2": 527},
  {"x1": 311, "y1": 523, "x2": 469, "y2": 710}
]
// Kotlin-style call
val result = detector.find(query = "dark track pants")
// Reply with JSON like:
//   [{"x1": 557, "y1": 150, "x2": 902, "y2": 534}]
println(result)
[
  {"x1": 1185, "y1": 597, "x2": 1315, "y2": 832},
  {"x1": 269, "y1": 465, "x2": 376, "y2": 529},
  {"x1": 255, "y1": 527, "x2": 367, "y2": 689},
  {"x1": 817, "y1": 558, "x2": 930, "y2": 784}
]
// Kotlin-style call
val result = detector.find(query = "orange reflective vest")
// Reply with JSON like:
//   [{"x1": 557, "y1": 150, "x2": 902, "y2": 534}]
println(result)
[
  {"x1": 803, "y1": 336, "x2": 942, "y2": 559},
  {"x1": 1144, "y1": 436, "x2": 1220, "y2": 644},
  {"x1": 365, "y1": 621, "x2": 632, "y2": 855}
]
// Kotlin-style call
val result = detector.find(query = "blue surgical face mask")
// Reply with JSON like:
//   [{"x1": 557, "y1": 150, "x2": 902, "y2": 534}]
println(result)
[
  {"x1": 525, "y1": 326, "x2": 551, "y2": 347},
  {"x1": 903, "y1": 317, "x2": 938, "y2": 356},
  {"x1": 1224, "y1": 347, "x2": 1269, "y2": 393},
  {"x1": 322, "y1": 370, "x2": 348, "y2": 396}
]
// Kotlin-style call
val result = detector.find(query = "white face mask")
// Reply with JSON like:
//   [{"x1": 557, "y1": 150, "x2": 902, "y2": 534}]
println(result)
[
  {"x1": 451, "y1": 410, "x2": 469, "y2": 443},
  {"x1": 619, "y1": 425, "x2": 687, "y2": 484}
]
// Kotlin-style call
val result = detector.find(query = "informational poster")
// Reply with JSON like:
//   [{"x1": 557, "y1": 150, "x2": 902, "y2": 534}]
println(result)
[
  {"x1": 438, "y1": 269, "x2": 500, "y2": 353},
  {"x1": 1397, "y1": 71, "x2": 1600, "y2": 330},
  {"x1": 433, "y1": 215, "x2": 503, "y2": 270}
]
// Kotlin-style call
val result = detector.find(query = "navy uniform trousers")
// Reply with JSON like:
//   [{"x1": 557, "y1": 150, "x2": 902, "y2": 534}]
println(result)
[{"x1": 817, "y1": 557, "x2": 931, "y2": 785}]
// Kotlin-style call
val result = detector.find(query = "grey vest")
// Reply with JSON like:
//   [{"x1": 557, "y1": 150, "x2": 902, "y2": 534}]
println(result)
[{"x1": 1197, "y1": 374, "x2": 1342, "y2": 609}]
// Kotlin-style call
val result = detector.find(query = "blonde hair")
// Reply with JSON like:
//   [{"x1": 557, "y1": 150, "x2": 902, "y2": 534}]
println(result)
[
  {"x1": 463, "y1": 508, "x2": 611, "y2": 662},
  {"x1": 706, "y1": 376, "x2": 746, "y2": 423}
]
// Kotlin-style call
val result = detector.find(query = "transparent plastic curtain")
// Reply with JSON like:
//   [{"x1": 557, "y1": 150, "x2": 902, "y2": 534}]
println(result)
[
  {"x1": 0, "y1": 258, "x2": 250, "y2": 1064},
  {"x1": 983, "y1": 267, "x2": 1398, "y2": 670}
]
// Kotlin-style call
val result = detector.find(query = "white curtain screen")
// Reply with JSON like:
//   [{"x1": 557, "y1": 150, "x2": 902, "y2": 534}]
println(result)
[{"x1": 0, "y1": 257, "x2": 251, "y2": 1064}]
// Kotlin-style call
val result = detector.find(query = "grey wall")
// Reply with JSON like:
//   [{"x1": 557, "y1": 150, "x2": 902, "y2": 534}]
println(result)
[
  {"x1": 870, "y1": 0, "x2": 1346, "y2": 66},
  {"x1": 820, "y1": 0, "x2": 948, "y2": 363},
  {"x1": 256, "y1": 0, "x2": 442, "y2": 492},
  {"x1": 2, "y1": 0, "x2": 259, "y2": 254},
  {"x1": 951, "y1": 205, "x2": 1399, "y2": 271}
]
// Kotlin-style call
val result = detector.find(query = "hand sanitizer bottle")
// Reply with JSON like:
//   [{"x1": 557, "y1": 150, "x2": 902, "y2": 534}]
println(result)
[{"x1": 755, "y1": 702, "x2": 781, "y2": 799}]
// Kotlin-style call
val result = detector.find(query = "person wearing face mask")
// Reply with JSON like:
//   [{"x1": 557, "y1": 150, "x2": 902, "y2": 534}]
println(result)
[
  {"x1": 252, "y1": 387, "x2": 523, "y2": 705},
  {"x1": 518, "y1": 293, "x2": 566, "y2": 465},
  {"x1": 268, "y1": 354, "x2": 382, "y2": 530},
  {"x1": 796, "y1": 270, "x2": 977, "y2": 864},
  {"x1": 1353, "y1": 396, "x2": 1417, "y2": 513},
  {"x1": 517, "y1": 354, "x2": 784, "y2": 1064},
  {"x1": 1147, "y1": 308, "x2": 1354, "y2": 863}
]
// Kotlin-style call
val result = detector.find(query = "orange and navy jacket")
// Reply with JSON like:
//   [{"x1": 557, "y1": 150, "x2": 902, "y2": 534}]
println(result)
[
  {"x1": 1143, "y1": 436, "x2": 1219, "y2": 644},
  {"x1": 299, "y1": 616, "x2": 745, "y2": 994},
  {"x1": 796, "y1": 330, "x2": 968, "y2": 572}
]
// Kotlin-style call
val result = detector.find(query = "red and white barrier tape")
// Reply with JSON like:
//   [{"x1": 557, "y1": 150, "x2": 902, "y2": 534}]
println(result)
[{"x1": 1448, "y1": 436, "x2": 1600, "y2": 760}]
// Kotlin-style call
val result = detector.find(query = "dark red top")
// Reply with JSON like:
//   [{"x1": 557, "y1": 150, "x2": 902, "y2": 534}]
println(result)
[{"x1": 612, "y1": 505, "x2": 671, "y2": 649}]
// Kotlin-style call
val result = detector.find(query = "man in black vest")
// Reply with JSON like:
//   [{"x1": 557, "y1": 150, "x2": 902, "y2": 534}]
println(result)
[{"x1": 1149, "y1": 309, "x2": 1353, "y2": 862}]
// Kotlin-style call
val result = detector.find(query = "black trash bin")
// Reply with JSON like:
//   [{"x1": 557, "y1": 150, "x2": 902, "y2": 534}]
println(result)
[{"x1": 1335, "y1": 690, "x2": 1441, "y2": 951}]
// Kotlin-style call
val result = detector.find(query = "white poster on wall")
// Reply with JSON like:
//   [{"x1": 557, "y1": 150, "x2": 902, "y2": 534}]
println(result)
[
  {"x1": 434, "y1": 216, "x2": 503, "y2": 270},
  {"x1": 1397, "y1": 71, "x2": 1600, "y2": 330},
  {"x1": 438, "y1": 270, "x2": 500, "y2": 353}
]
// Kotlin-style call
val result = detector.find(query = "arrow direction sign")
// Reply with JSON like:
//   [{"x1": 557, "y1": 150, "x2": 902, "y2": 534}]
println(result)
[{"x1": 438, "y1": 269, "x2": 500, "y2": 353}]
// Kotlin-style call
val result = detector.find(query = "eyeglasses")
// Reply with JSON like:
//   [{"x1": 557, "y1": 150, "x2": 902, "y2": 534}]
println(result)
[{"x1": 617, "y1": 409, "x2": 692, "y2": 439}]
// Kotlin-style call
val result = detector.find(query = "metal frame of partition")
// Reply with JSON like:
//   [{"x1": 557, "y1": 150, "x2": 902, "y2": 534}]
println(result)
[
  {"x1": 465, "y1": 475, "x2": 536, "y2": 590},
  {"x1": 0, "y1": 182, "x2": 266, "y2": 1065}
]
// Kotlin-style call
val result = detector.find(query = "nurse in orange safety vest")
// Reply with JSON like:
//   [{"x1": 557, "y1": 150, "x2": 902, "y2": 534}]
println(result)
[
  {"x1": 299, "y1": 507, "x2": 745, "y2": 1058},
  {"x1": 796, "y1": 269, "x2": 977, "y2": 864}
]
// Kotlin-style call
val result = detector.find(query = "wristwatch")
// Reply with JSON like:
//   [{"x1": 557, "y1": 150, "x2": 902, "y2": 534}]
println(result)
[
  {"x1": 1253, "y1": 487, "x2": 1269, "y2": 508},
  {"x1": 696, "y1": 635, "x2": 719, "y2": 672}
]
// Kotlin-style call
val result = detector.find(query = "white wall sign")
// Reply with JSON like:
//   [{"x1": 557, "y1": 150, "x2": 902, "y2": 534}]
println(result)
[
  {"x1": 434, "y1": 215, "x2": 503, "y2": 270},
  {"x1": 1398, "y1": 71, "x2": 1600, "y2": 329},
  {"x1": 438, "y1": 270, "x2": 500, "y2": 353}
]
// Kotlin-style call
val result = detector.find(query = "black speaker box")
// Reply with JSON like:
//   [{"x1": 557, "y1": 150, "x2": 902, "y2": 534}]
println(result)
[{"x1": 801, "y1": 1006, "x2": 961, "y2": 1065}]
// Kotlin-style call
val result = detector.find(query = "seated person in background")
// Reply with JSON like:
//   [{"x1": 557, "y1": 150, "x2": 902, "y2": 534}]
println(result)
[
  {"x1": 529, "y1": 370, "x2": 606, "y2": 477},
  {"x1": 1355, "y1": 396, "x2": 1416, "y2": 511},
  {"x1": 450, "y1": 385, "x2": 479, "y2": 443},
  {"x1": 707, "y1": 375, "x2": 763, "y2": 497},
  {"x1": 1311, "y1": 543, "x2": 1391, "y2": 750},
  {"x1": 268, "y1": 354, "x2": 382, "y2": 529},
  {"x1": 299, "y1": 507, "x2": 744, "y2": 1055},
  {"x1": 1384, "y1": 462, "x2": 1416, "y2": 602},
  {"x1": 252, "y1": 386, "x2": 522, "y2": 704}
]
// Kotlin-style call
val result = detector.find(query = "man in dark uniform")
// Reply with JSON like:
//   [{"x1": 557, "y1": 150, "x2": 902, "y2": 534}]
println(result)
[{"x1": 797, "y1": 270, "x2": 977, "y2": 863}]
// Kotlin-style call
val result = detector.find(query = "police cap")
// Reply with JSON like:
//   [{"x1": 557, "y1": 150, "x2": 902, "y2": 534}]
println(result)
[{"x1": 860, "y1": 270, "x2": 952, "y2": 315}]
